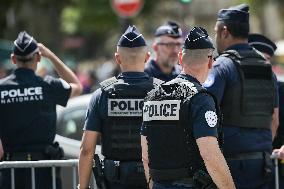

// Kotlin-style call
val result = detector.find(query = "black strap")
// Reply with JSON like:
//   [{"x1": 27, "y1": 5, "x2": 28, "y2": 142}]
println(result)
[{"x1": 225, "y1": 152, "x2": 264, "y2": 160}]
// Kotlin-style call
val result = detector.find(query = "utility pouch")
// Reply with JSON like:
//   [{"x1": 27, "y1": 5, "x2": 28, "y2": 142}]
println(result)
[
  {"x1": 103, "y1": 159, "x2": 119, "y2": 182},
  {"x1": 263, "y1": 151, "x2": 273, "y2": 181}
]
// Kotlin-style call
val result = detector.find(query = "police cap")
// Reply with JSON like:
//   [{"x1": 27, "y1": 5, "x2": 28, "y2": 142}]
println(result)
[
  {"x1": 13, "y1": 31, "x2": 39, "y2": 58},
  {"x1": 217, "y1": 4, "x2": 249, "y2": 24},
  {"x1": 154, "y1": 21, "x2": 182, "y2": 38},
  {"x1": 248, "y1": 34, "x2": 277, "y2": 56},
  {"x1": 117, "y1": 25, "x2": 146, "y2": 48},
  {"x1": 183, "y1": 27, "x2": 214, "y2": 50}
]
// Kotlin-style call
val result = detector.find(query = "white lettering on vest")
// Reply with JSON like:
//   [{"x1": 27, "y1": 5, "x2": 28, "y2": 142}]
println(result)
[
  {"x1": 143, "y1": 100, "x2": 181, "y2": 121},
  {"x1": 108, "y1": 99, "x2": 144, "y2": 117}
]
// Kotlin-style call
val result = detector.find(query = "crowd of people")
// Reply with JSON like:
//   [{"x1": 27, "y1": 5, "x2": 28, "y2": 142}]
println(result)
[{"x1": 1, "y1": 3, "x2": 284, "y2": 189}]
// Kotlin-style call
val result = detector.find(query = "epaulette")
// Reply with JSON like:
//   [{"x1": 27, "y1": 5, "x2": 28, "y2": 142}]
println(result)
[{"x1": 99, "y1": 77, "x2": 119, "y2": 90}]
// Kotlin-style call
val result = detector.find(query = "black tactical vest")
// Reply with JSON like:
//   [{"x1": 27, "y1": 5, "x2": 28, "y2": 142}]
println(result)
[
  {"x1": 143, "y1": 78, "x2": 220, "y2": 182},
  {"x1": 220, "y1": 49, "x2": 274, "y2": 129},
  {"x1": 100, "y1": 76, "x2": 163, "y2": 161}
]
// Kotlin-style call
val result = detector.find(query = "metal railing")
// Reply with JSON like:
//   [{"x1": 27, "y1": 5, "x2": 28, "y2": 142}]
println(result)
[{"x1": 0, "y1": 159, "x2": 91, "y2": 189}]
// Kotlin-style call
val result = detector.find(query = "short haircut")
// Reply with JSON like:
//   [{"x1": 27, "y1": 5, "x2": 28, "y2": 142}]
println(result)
[
  {"x1": 117, "y1": 46, "x2": 147, "y2": 64},
  {"x1": 182, "y1": 48, "x2": 213, "y2": 65},
  {"x1": 14, "y1": 53, "x2": 38, "y2": 64},
  {"x1": 219, "y1": 21, "x2": 249, "y2": 39}
]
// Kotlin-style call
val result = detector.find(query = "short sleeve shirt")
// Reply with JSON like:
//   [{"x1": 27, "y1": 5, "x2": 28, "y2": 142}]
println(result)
[
  {"x1": 84, "y1": 72, "x2": 152, "y2": 133},
  {"x1": 203, "y1": 44, "x2": 277, "y2": 154},
  {"x1": 141, "y1": 74, "x2": 218, "y2": 139},
  {"x1": 0, "y1": 68, "x2": 71, "y2": 150}
]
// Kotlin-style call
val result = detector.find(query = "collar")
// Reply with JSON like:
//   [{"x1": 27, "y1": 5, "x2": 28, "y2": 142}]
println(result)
[
  {"x1": 14, "y1": 68, "x2": 35, "y2": 75},
  {"x1": 177, "y1": 73, "x2": 201, "y2": 85},
  {"x1": 225, "y1": 43, "x2": 252, "y2": 51},
  {"x1": 117, "y1": 72, "x2": 149, "y2": 79}
]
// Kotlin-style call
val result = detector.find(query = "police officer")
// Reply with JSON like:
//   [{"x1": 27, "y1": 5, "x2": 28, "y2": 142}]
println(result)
[
  {"x1": 248, "y1": 34, "x2": 283, "y2": 189},
  {"x1": 78, "y1": 26, "x2": 163, "y2": 189},
  {"x1": 144, "y1": 21, "x2": 183, "y2": 81},
  {"x1": 141, "y1": 27, "x2": 236, "y2": 189},
  {"x1": 0, "y1": 31, "x2": 83, "y2": 189},
  {"x1": 204, "y1": 4, "x2": 279, "y2": 189}
]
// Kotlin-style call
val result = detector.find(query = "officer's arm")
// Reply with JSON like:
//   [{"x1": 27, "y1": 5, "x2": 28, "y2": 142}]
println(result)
[
  {"x1": 37, "y1": 43, "x2": 83, "y2": 98},
  {"x1": 0, "y1": 139, "x2": 4, "y2": 159},
  {"x1": 141, "y1": 135, "x2": 153, "y2": 189},
  {"x1": 272, "y1": 108, "x2": 279, "y2": 139},
  {"x1": 196, "y1": 137, "x2": 236, "y2": 189},
  {"x1": 78, "y1": 130, "x2": 100, "y2": 189}
]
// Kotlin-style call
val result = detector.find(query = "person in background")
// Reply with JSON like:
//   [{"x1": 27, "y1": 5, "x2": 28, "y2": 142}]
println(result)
[
  {"x1": 204, "y1": 4, "x2": 279, "y2": 189},
  {"x1": 144, "y1": 21, "x2": 183, "y2": 81},
  {"x1": 0, "y1": 31, "x2": 82, "y2": 189}
]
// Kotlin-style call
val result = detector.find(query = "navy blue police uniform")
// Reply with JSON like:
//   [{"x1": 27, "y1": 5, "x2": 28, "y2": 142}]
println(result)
[
  {"x1": 144, "y1": 21, "x2": 182, "y2": 82},
  {"x1": 141, "y1": 27, "x2": 220, "y2": 189},
  {"x1": 248, "y1": 33, "x2": 284, "y2": 189},
  {"x1": 84, "y1": 26, "x2": 163, "y2": 189},
  {"x1": 204, "y1": 7, "x2": 278, "y2": 189},
  {"x1": 0, "y1": 32, "x2": 70, "y2": 189}
]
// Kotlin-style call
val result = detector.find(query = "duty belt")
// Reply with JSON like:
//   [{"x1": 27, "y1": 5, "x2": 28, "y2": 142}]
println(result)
[
  {"x1": 225, "y1": 152, "x2": 264, "y2": 160},
  {"x1": 3, "y1": 152, "x2": 48, "y2": 161}
]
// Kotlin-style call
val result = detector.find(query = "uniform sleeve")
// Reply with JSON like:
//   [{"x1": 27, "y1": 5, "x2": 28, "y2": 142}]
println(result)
[
  {"x1": 83, "y1": 88, "x2": 104, "y2": 132},
  {"x1": 140, "y1": 122, "x2": 147, "y2": 136},
  {"x1": 44, "y1": 76, "x2": 71, "y2": 106},
  {"x1": 273, "y1": 73, "x2": 279, "y2": 108},
  {"x1": 190, "y1": 93, "x2": 218, "y2": 139},
  {"x1": 203, "y1": 57, "x2": 235, "y2": 105}
]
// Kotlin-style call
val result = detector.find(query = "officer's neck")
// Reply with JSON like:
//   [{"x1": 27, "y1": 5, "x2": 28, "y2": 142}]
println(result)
[
  {"x1": 182, "y1": 67, "x2": 207, "y2": 84},
  {"x1": 223, "y1": 37, "x2": 248, "y2": 51},
  {"x1": 16, "y1": 62, "x2": 37, "y2": 71},
  {"x1": 120, "y1": 64, "x2": 145, "y2": 73}
]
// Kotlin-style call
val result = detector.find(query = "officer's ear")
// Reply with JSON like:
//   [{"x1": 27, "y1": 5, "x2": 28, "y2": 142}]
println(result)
[
  {"x1": 152, "y1": 43, "x2": 158, "y2": 52},
  {"x1": 144, "y1": 52, "x2": 150, "y2": 64},
  {"x1": 178, "y1": 51, "x2": 183, "y2": 66},
  {"x1": 222, "y1": 25, "x2": 230, "y2": 39},
  {"x1": 11, "y1": 54, "x2": 17, "y2": 65},
  {"x1": 114, "y1": 52, "x2": 122, "y2": 65}
]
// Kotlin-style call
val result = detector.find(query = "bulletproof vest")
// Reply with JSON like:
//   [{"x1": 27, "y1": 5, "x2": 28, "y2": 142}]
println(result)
[
  {"x1": 221, "y1": 49, "x2": 274, "y2": 129},
  {"x1": 143, "y1": 78, "x2": 220, "y2": 182},
  {"x1": 100, "y1": 76, "x2": 163, "y2": 161}
]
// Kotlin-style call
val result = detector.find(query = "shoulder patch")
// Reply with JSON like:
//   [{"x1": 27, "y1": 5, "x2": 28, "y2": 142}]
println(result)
[
  {"x1": 59, "y1": 78, "x2": 71, "y2": 89},
  {"x1": 203, "y1": 74, "x2": 215, "y2": 88},
  {"x1": 205, "y1": 110, "x2": 218, "y2": 127}
]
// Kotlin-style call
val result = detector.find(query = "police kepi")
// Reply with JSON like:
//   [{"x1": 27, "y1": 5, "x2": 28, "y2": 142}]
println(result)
[
  {"x1": 117, "y1": 25, "x2": 146, "y2": 47},
  {"x1": 248, "y1": 34, "x2": 277, "y2": 57},
  {"x1": 183, "y1": 27, "x2": 215, "y2": 50},
  {"x1": 217, "y1": 4, "x2": 249, "y2": 24},
  {"x1": 13, "y1": 31, "x2": 39, "y2": 59},
  {"x1": 154, "y1": 21, "x2": 182, "y2": 38}
]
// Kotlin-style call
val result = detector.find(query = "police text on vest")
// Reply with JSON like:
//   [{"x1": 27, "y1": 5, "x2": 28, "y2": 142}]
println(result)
[
  {"x1": 143, "y1": 100, "x2": 181, "y2": 121},
  {"x1": 108, "y1": 99, "x2": 144, "y2": 117}
]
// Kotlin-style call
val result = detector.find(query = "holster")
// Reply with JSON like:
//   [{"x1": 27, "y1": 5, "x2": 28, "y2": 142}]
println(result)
[
  {"x1": 104, "y1": 159, "x2": 146, "y2": 187},
  {"x1": 44, "y1": 142, "x2": 64, "y2": 160}
]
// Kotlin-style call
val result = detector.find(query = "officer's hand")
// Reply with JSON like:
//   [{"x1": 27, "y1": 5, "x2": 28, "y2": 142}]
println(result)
[
  {"x1": 273, "y1": 145, "x2": 284, "y2": 159},
  {"x1": 38, "y1": 43, "x2": 53, "y2": 59}
]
